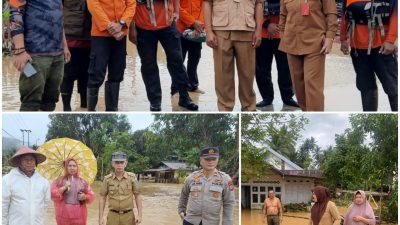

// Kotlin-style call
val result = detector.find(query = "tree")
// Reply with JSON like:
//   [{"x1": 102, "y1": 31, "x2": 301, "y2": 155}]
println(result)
[
  {"x1": 241, "y1": 114, "x2": 309, "y2": 182},
  {"x1": 152, "y1": 114, "x2": 238, "y2": 176},
  {"x1": 46, "y1": 114, "x2": 131, "y2": 157},
  {"x1": 296, "y1": 137, "x2": 317, "y2": 169}
]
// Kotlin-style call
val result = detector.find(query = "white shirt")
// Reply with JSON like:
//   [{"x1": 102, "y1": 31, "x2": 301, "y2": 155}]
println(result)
[{"x1": 2, "y1": 168, "x2": 51, "y2": 225}]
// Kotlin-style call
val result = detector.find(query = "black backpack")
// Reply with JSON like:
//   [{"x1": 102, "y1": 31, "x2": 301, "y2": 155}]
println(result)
[
  {"x1": 342, "y1": 0, "x2": 395, "y2": 54},
  {"x1": 264, "y1": 0, "x2": 281, "y2": 16},
  {"x1": 342, "y1": 0, "x2": 394, "y2": 25}
]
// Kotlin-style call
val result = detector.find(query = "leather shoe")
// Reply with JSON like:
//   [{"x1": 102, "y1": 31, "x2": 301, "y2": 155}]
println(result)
[
  {"x1": 150, "y1": 105, "x2": 161, "y2": 111},
  {"x1": 179, "y1": 98, "x2": 199, "y2": 111},
  {"x1": 283, "y1": 98, "x2": 300, "y2": 107},
  {"x1": 256, "y1": 99, "x2": 273, "y2": 107}
]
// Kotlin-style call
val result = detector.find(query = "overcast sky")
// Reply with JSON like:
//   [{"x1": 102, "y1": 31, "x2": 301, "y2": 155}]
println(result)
[
  {"x1": 2, "y1": 113, "x2": 352, "y2": 149},
  {"x1": 300, "y1": 113, "x2": 351, "y2": 148},
  {"x1": 2, "y1": 113, "x2": 154, "y2": 145}
]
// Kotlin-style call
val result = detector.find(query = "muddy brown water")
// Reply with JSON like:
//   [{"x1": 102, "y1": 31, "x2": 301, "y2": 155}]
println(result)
[
  {"x1": 241, "y1": 207, "x2": 396, "y2": 225},
  {"x1": 44, "y1": 182, "x2": 239, "y2": 225},
  {"x1": 2, "y1": 41, "x2": 391, "y2": 112}
]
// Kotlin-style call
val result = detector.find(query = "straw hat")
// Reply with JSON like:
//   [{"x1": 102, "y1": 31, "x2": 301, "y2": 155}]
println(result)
[{"x1": 9, "y1": 146, "x2": 47, "y2": 167}]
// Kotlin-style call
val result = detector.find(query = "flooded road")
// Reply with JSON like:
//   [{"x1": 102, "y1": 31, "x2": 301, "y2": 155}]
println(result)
[
  {"x1": 44, "y1": 181, "x2": 239, "y2": 225},
  {"x1": 2, "y1": 42, "x2": 391, "y2": 111}
]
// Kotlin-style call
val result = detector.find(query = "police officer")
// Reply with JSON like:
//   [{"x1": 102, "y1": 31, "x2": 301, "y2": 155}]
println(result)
[
  {"x1": 99, "y1": 151, "x2": 143, "y2": 225},
  {"x1": 178, "y1": 147, "x2": 235, "y2": 225}
]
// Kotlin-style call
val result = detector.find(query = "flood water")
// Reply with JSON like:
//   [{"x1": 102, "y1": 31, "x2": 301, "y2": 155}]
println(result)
[
  {"x1": 44, "y1": 181, "x2": 239, "y2": 225},
  {"x1": 2, "y1": 41, "x2": 391, "y2": 112},
  {"x1": 241, "y1": 206, "x2": 396, "y2": 225}
]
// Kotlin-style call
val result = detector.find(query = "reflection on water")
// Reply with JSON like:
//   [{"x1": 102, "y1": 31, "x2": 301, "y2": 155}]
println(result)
[
  {"x1": 44, "y1": 182, "x2": 239, "y2": 225},
  {"x1": 2, "y1": 43, "x2": 391, "y2": 111}
]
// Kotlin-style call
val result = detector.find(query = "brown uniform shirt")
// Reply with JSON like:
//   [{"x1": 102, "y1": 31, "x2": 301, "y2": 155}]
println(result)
[
  {"x1": 100, "y1": 172, "x2": 140, "y2": 211},
  {"x1": 309, "y1": 201, "x2": 341, "y2": 225},
  {"x1": 204, "y1": 0, "x2": 263, "y2": 32},
  {"x1": 278, "y1": 0, "x2": 338, "y2": 55}
]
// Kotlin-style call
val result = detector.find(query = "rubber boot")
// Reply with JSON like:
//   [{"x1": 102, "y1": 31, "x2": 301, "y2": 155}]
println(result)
[
  {"x1": 105, "y1": 82, "x2": 120, "y2": 111},
  {"x1": 80, "y1": 90, "x2": 87, "y2": 108},
  {"x1": 361, "y1": 90, "x2": 378, "y2": 111},
  {"x1": 61, "y1": 93, "x2": 72, "y2": 111},
  {"x1": 388, "y1": 95, "x2": 398, "y2": 112},
  {"x1": 178, "y1": 91, "x2": 198, "y2": 111},
  {"x1": 87, "y1": 88, "x2": 99, "y2": 111}
]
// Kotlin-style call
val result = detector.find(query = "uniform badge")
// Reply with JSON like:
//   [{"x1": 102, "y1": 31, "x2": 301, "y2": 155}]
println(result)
[
  {"x1": 228, "y1": 180, "x2": 234, "y2": 191},
  {"x1": 208, "y1": 149, "x2": 215, "y2": 154},
  {"x1": 212, "y1": 192, "x2": 220, "y2": 198},
  {"x1": 192, "y1": 192, "x2": 199, "y2": 197}
]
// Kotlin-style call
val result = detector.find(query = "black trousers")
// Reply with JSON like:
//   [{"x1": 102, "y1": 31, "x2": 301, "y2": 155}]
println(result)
[
  {"x1": 255, "y1": 38, "x2": 294, "y2": 102},
  {"x1": 87, "y1": 36, "x2": 127, "y2": 88},
  {"x1": 136, "y1": 23, "x2": 190, "y2": 106},
  {"x1": 183, "y1": 220, "x2": 202, "y2": 225},
  {"x1": 171, "y1": 37, "x2": 202, "y2": 93},
  {"x1": 350, "y1": 47, "x2": 398, "y2": 97},
  {"x1": 61, "y1": 47, "x2": 90, "y2": 94}
]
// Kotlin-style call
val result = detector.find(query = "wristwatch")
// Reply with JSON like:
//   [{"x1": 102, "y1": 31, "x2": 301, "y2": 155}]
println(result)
[{"x1": 119, "y1": 19, "x2": 127, "y2": 28}]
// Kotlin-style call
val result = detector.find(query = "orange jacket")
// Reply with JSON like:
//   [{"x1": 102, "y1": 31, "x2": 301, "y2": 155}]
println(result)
[
  {"x1": 176, "y1": 0, "x2": 204, "y2": 33},
  {"x1": 88, "y1": 0, "x2": 136, "y2": 37},
  {"x1": 261, "y1": 15, "x2": 280, "y2": 39},
  {"x1": 340, "y1": 0, "x2": 398, "y2": 49},
  {"x1": 135, "y1": 1, "x2": 175, "y2": 30}
]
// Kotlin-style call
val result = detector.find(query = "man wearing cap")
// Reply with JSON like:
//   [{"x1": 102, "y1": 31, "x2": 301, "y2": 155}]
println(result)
[
  {"x1": 178, "y1": 147, "x2": 235, "y2": 225},
  {"x1": 99, "y1": 151, "x2": 143, "y2": 225},
  {"x1": 2, "y1": 146, "x2": 51, "y2": 225}
]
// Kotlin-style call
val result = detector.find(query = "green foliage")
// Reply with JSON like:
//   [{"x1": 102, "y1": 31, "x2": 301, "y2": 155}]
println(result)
[
  {"x1": 241, "y1": 114, "x2": 309, "y2": 181},
  {"x1": 320, "y1": 114, "x2": 398, "y2": 222},
  {"x1": 151, "y1": 114, "x2": 239, "y2": 176},
  {"x1": 45, "y1": 114, "x2": 238, "y2": 180}
]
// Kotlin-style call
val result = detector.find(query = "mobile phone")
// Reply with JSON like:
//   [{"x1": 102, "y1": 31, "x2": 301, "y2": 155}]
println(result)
[{"x1": 23, "y1": 62, "x2": 37, "y2": 78}]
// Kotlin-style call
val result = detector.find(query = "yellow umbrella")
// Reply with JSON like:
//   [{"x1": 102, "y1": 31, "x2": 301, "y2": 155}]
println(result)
[{"x1": 36, "y1": 138, "x2": 97, "y2": 184}]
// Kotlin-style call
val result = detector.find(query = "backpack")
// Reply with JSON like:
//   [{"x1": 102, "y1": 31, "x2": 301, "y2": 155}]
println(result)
[
  {"x1": 264, "y1": 0, "x2": 281, "y2": 16},
  {"x1": 342, "y1": 0, "x2": 395, "y2": 54},
  {"x1": 137, "y1": 0, "x2": 171, "y2": 27}
]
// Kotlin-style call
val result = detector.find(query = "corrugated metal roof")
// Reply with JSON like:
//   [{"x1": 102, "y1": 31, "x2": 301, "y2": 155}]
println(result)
[{"x1": 266, "y1": 147, "x2": 303, "y2": 170}]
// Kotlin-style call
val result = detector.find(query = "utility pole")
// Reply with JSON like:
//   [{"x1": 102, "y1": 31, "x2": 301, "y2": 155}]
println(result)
[
  {"x1": 26, "y1": 130, "x2": 32, "y2": 147},
  {"x1": 20, "y1": 129, "x2": 25, "y2": 146}
]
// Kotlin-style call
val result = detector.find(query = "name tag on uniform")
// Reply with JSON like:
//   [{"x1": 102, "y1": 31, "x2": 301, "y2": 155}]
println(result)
[
  {"x1": 302, "y1": 3, "x2": 310, "y2": 16},
  {"x1": 209, "y1": 185, "x2": 223, "y2": 193}
]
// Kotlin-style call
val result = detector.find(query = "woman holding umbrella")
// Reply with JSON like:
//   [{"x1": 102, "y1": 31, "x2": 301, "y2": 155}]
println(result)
[{"x1": 51, "y1": 158, "x2": 95, "y2": 225}]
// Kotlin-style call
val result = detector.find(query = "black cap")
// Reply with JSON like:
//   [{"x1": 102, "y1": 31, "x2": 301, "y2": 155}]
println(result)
[
  {"x1": 200, "y1": 147, "x2": 219, "y2": 159},
  {"x1": 112, "y1": 151, "x2": 127, "y2": 161}
]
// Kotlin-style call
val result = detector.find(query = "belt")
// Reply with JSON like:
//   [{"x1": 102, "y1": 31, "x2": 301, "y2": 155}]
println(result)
[
  {"x1": 110, "y1": 209, "x2": 132, "y2": 214},
  {"x1": 267, "y1": 215, "x2": 279, "y2": 217}
]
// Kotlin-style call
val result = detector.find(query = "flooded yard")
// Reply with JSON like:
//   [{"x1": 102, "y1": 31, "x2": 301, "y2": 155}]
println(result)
[
  {"x1": 2, "y1": 41, "x2": 391, "y2": 112},
  {"x1": 241, "y1": 206, "x2": 396, "y2": 225},
  {"x1": 44, "y1": 181, "x2": 239, "y2": 225}
]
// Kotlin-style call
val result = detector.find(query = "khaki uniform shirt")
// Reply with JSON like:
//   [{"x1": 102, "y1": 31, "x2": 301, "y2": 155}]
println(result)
[
  {"x1": 279, "y1": 0, "x2": 338, "y2": 55},
  {"x1": 205, "y1": 0, "x2": 263, "y2": 31},
  {"x1": 100, "y1": 172, "x2": 140, "y2": 211},
  {"x1": 178, "y1": 170, "x2": 235, "y2": 225},
  {"x1": 309, "y1": 201, "x2": 341, "y2": 225}
]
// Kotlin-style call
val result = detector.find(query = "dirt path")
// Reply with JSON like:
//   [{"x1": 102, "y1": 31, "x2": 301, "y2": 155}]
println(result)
[{"x1": 44, "y1": 182, "x2": 239, "y2": 225}]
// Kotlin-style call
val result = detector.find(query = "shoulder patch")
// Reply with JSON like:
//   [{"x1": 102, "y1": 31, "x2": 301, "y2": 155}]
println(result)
[
  {"x1": 126, "y1": 172, "x2": 136, "y2": 177},
  {"x1": 228, "y1": 180, "x2": 235, "y2": 191},
  {"x1": 104, "y1": 173, "x2": 113, "y2": 180}
]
